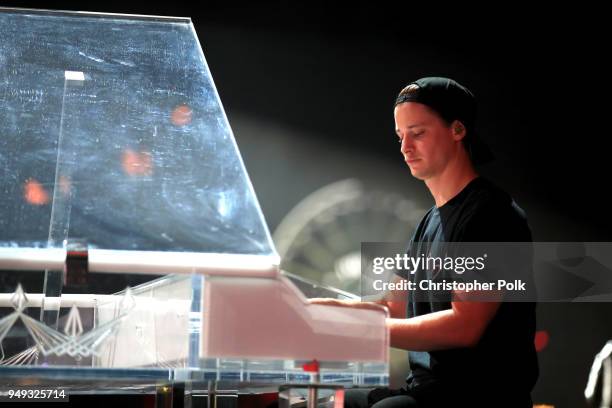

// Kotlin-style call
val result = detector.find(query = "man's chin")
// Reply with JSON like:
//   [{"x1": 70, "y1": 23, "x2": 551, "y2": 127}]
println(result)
[{"x1": 408, "y1": 167, "x2": 428, "y2": 181}]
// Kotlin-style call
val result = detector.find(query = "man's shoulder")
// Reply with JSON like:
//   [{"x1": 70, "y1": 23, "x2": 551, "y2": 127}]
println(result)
[
  {"x1": 466, "y1": 177, "x2": 525, "y2": 217},
  {"x1": 459, "y1": 177, "x2": 531, "y2": 241}
]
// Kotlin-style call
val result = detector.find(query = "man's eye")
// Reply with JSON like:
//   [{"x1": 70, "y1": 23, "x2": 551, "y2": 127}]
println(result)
[{"x1": 412, "y1": 131, "x2": 424, "y2": 138}]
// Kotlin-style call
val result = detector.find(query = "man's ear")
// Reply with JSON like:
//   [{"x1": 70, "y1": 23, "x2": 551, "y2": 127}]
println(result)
[{"x1": 451, "y1": 120, "x2": 467, "y2": 141}]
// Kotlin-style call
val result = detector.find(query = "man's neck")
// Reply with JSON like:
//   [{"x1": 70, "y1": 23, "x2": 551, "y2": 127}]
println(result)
[{"x1": 425, "y1": 157, "x2": 479, "y2": 208}]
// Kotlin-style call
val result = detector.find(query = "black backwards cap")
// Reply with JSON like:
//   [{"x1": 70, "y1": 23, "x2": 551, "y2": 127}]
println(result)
[{"x1": 395, "y1": 77, "x2": 494, "y2": 165}]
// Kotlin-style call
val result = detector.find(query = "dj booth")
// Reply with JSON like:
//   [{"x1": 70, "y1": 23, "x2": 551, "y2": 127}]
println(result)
[{"x1": 0, "y1": 7, "x2": 389, "y2": 407}]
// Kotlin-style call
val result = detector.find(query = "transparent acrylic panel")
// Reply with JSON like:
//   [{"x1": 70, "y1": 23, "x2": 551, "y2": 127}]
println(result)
[
  {"x1": 0, "y1": 8, "x2": 387, "y2": 388},
  {"x1": 0, "y1": 269, "x2": 388, "y2": 386},
  {"x1": 0, "y1": 8, "x2": 275, "y2": 256},
  {"x1": 0, "y1": 269, "x2": 184, "y2": 370}
]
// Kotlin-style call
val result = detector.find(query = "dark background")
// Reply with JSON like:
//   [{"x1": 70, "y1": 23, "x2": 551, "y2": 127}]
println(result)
[{"x1": 1, "y1": 2, "x2": 610, "y2": 406}]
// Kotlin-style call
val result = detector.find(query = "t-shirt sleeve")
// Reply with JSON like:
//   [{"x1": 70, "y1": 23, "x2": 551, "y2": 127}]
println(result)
[
  {"x1": 457, "y1": 199, "x2": 532, "y2": 243},
  {"x1": 455, "y1": 199, "x2": 533, "y2": 287}
]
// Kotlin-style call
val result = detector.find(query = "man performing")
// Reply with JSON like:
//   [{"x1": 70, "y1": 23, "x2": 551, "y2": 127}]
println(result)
[{"x1": 312, "y1": 77, "x2": 538, "y2": 407}]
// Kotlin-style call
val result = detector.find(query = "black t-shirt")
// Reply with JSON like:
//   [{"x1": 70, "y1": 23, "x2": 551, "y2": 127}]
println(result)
[{"x1": 401, "y1": 176, "x2": 539, "y2": 398}]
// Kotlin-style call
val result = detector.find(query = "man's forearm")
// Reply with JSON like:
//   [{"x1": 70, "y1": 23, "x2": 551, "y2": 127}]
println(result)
[
  {"x1": 387, "y1": 300, "x2": 500, "y2": 351},
  {"x1": 387, "y1": 310, "x2": 471, "y2": 351}
]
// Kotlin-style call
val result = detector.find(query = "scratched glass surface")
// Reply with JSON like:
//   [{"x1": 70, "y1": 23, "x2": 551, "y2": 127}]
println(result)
[{"x1": 0, "y1": 9, "x2": 274, "y2": 255}]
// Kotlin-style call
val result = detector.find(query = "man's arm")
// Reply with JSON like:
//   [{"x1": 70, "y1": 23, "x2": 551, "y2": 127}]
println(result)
[
  {"x1": 310, "y1": 282, "x2": 502, "y2": 351},
  {"x1": 388, "y1": 293, "x2": 501, "y2": 351}
]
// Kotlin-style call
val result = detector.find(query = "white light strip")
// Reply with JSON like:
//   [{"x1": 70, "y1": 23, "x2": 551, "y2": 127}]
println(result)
[
  {"x1": 0, "y1": 248, "x2": 280, "y2": 278},
  {"x1": 0, "y1": 248, "x2": 66, "y2": 271},
  {"x1": 65, "y1": 70, "x2": 84, "y2": 81},
  {"x1": 89, "y1": 249, "x2": 280, "y2": 277}
]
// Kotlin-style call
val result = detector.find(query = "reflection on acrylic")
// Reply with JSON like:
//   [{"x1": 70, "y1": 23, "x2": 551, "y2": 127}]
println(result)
[
  {"x1": 23, "y1": 178, "x2": 50, "y2": 206},
  {"x1": 121, "y1": 149, "x2": 153, "y2": 177},
  {"x1": 170, "y1": 104, "x2": 193, "y2": 127}
]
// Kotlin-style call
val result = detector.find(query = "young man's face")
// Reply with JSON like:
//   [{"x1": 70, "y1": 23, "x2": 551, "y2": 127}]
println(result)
[{"x1": 394, "y1": 102, "x2": 459, "y2": 180}]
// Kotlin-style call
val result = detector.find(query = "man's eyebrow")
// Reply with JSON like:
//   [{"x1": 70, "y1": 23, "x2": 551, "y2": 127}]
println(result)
[{"x1": 395, "y1": 123, "x2": 425, "y2": 133}]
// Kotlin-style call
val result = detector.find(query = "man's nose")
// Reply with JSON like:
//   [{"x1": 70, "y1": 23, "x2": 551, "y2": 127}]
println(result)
[{"x1": 401, "y1": 136, "x2": 414, "y2": 154}]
